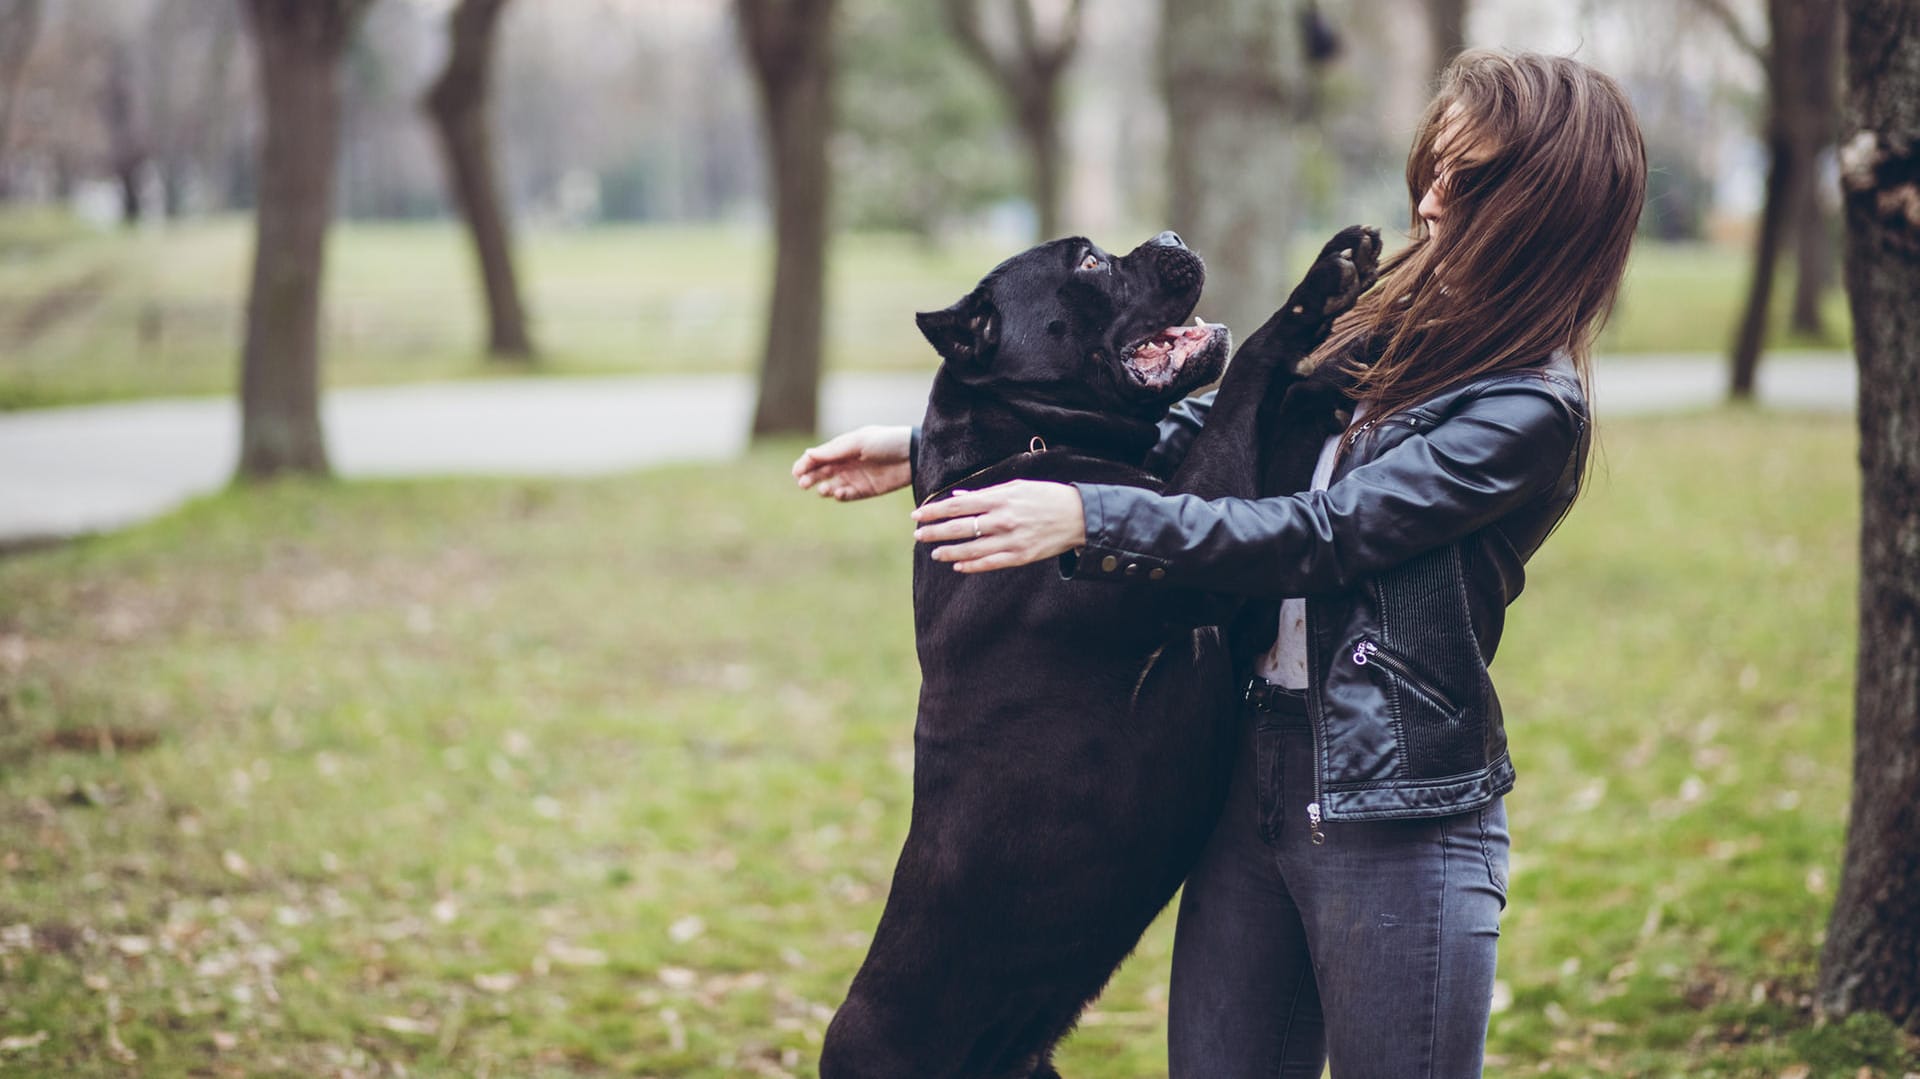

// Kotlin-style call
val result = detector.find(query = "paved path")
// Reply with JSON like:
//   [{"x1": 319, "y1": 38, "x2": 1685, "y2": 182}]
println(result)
[{"x1": 0, "y1": 354, "x2": 1854, "y2": 544}]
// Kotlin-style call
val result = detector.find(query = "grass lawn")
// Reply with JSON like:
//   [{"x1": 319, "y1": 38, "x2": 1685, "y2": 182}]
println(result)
[
  {"x1": 0, "y1": 211, "x2": 1853, "y2": 410},
  {"x1": 2, "y1": 410, "x2": 1915, "y2": 1077}
]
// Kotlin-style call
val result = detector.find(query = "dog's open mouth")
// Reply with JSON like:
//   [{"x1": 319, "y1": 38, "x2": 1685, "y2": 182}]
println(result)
[{"x1": 1122, "y1": 317, "x2": 1224, "y2": 389}]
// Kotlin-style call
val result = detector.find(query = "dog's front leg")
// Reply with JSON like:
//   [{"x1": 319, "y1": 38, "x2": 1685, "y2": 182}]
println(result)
[{"x1": 1167, "y1": 225, "x2": 1380, "y2": 503}]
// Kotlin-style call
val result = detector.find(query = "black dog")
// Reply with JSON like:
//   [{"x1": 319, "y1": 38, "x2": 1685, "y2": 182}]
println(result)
[{"x1": 820, "y1": 227, "x2": 1381, "y2": 1079}]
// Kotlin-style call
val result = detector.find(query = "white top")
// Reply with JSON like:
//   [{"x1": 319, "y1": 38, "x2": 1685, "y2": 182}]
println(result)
[{"x1": 1255, "y1": 403, "x2": 1367, "y2": 689}]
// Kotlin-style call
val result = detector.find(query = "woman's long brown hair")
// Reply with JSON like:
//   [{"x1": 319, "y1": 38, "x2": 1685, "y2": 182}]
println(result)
[{"x1": 1310, "y1": 50, "x2": 1649, "y2": 423}]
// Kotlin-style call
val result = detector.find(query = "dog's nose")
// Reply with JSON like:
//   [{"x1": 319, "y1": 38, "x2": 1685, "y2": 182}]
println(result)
[{"x1": 1149, "y1": 230, "x2": 1185, "y2": 249}]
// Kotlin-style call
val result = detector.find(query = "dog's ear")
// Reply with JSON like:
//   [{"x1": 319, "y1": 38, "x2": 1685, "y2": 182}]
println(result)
[{"x1": 916, "y1": 290, "x2": 1000, "y2": 366}]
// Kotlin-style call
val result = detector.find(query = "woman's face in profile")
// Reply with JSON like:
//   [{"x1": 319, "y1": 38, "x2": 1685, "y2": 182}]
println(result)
[{"x1": 1418, "y1": 105, "x2": 1488, "y2": 242}]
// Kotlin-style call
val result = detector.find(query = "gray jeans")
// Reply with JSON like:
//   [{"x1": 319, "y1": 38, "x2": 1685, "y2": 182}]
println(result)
[{"x1": 1168, "y1": 696, "x2": 1509, "y2": 1078}]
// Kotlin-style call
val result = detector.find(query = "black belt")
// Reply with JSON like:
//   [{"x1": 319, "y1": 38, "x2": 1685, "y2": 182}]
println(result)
[{"x1": 1243, "y1": 676, "x2": 1309, "y2": 718}]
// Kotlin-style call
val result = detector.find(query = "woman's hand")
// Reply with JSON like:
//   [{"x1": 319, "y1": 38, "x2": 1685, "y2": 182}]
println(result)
[
  {"x1": 911, "y1": 480, "x2": 1086, "y2": 573},
  {"x1": 793, "y1": 425, "x2": 912, "y2": 501}
]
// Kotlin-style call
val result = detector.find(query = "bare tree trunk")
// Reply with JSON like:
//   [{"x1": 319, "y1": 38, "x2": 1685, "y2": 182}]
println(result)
[
  {"x1": 1818, "y1": 0, "x2": 1920, "y2": 1034},
  {"x1": 1788, "y1": 166, "x2": 1836, "y2": 336},
  {"x1": 235, "y1": 0, "x2": 370, "y2": 481},
  {"x1": 1729, "y1": 120, "x2": 1792, "y2": 398},
  {"x1": 943, "y1": 0, "x2": 1083, "y2": 242},
  {"x1": 0, "y1": 0, "x2": 41, "y2": 196},
  {"x1": 1788, "y1": 0, "x2": 1842, "y2": 337},
  {"x1": 738, "y1": 0, "x2": 835, "y2": 439},
  {"x1": 103, "y1": 41, "x2": 145, "y2": 225},
  {"x1": 425, "y1": 0, "x2": 534, "y2": 361},
  {"x1": 1012, "y1": 87, "x2": 1063, "y2": 242},
  {"x1": 1163, "y1": 0, "x2": 1324, "y2": 346},
  {"x1": 1728, "y1": 0, "x2": 1841, "y2": 398},
  {"x1": 1427, "y1": 0, "x2": 1468, "y2": 83}
]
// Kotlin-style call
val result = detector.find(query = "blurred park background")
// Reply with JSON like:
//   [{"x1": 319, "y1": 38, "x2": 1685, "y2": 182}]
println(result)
[{"x1": 2, "y1": 0, "x2": 1918, "y2": 1076}]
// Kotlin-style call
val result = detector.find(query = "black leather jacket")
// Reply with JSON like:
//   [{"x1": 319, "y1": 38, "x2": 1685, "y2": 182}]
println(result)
[{"x1": 1064, "y1": 350, "x2": 1590, "y2": 824}]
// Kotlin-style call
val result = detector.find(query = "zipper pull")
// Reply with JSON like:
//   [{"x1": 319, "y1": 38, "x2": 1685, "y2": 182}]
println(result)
[
  {"x1": 1351, "y1": 639, "x2": 1377, "y2": 665},
  {"x1": 1306, "y1": 802, "x2": 1326, "y2": 845}
]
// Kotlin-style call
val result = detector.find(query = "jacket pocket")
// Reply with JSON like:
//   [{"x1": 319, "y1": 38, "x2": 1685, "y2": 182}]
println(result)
[{"x1": 1351, "y1": 638, "x2": 1461, "y2": 719}]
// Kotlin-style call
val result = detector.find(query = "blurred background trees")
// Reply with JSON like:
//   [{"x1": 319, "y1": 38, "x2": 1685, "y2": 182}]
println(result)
[
  {"x1": 424, "y1": 0, "x2": 533, "y2": 361},
  {"x1": 0, "y1": 0, "x2": 1863, "y2": 438},
  {"x1": 1692, "y1": 0, "x2": 1842, "y2": 398},
  {"x1": 737, "y1": 0, "x2": 836, "y2": 437},
  {"x1": 0, "y1": 0, "x2": 1916, "y2": 1060},
  {"x1": 235, "y1": 0, "x2": 374, "y2": 479},
  {"x1": 942, "y1": 0, "x2": 1084, "y2": 243}
]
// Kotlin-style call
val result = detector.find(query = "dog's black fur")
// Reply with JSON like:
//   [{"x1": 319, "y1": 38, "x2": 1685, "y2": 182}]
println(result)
[{"x1": 820, "y1": 227, "x2": 1381, "y2": 1079}]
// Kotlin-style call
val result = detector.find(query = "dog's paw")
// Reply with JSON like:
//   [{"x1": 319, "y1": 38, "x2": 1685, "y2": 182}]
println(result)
[{"x1": 1281, "y1": 224, "x2": 1381, "y2": 335}]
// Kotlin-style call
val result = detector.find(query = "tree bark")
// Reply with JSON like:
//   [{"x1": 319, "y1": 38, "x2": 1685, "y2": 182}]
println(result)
[
  {"x1": 738, "y1": 0, "x2": 835, "y2": 439},
  {"x1": 235, "y1": 0, "x2": 370, "y2": 481},
  {"x1": 942, "y1": 0, "x2": 1083, "y2": 242},
  {"x1": 1818, "y1": 0, "x2": 1920, "y2": 1034},
  {"x1": 425, "y1": 0, "x2": 534, "y2": 361},
  {"x1": 1427, "y1": 0, "x2": 1468, "y2": 84},
  {"x1": 0, "y1": 0, "x2": 41, "y2": 196},
  {"x1": 1162, "y1": 0, "x2": 1319, "y2": 347}
]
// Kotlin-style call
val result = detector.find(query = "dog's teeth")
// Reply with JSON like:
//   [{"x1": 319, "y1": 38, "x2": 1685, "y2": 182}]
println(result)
[{"x1": 1192, "y1": 315, "x2": 1205, "y2": 326}]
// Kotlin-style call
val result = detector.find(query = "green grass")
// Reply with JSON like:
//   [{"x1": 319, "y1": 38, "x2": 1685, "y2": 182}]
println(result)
[
  {"x1": 1, "y1": 411, "x2": 1914, "y2": 1077},
  {"x1": 0, "y1": 212, "x2": 1852, "y2": 411}
]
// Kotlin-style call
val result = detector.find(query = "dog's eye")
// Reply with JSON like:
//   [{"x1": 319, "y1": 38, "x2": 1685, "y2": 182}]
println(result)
[
  {"x1": 1079, "y1": 254, "x2": 1100, "y2": 272},
  {"x1": 1046, "y1": 319, "x2": 1067, "y2": 336}
]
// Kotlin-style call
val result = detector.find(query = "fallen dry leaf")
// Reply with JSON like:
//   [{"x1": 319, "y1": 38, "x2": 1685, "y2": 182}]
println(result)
[
  {"x1": 472, "y1": 972, "x2": 518, "y2": 994},
  {"x1": 0, "y1": 1032, "x2": 48, "y2": 1053},
  {"x1": 377, "y1": 1015, "x2": 437, "y2": 1036}
]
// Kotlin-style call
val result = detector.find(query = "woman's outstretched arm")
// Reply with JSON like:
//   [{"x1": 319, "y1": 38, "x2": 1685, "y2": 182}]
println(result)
[{"x1": 792, "y1": 425, "x2": 913, "y2": 501}]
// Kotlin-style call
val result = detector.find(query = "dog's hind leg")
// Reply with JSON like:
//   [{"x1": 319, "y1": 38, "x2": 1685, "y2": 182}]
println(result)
[{"x1": 818, "y1": 992, "x2": 924, "y2": 1079}]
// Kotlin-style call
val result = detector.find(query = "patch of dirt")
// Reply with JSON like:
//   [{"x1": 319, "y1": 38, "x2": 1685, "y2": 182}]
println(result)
[{"x1": 40, "y1": 726, "x2": 160, "y2": 756}]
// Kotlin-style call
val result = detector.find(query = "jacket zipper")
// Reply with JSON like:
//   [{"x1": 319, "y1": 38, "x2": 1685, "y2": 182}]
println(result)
[
  {"x1": 1351, "y1": 639, "x2": 1459, "y2": 715},
  {"x1": 1302, "y1": 601, "x2": 1327, "y2": 845}
]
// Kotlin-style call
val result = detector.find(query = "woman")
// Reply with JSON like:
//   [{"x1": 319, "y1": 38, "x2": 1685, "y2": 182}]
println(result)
[{"x1": 797, "y1": 49, "x2": 1645, "y2": 1078}]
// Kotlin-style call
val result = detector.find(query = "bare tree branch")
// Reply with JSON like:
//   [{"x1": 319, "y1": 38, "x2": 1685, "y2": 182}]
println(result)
[{"x1": 1686, "y1": 0, "x2": 1768, "y2": 64}]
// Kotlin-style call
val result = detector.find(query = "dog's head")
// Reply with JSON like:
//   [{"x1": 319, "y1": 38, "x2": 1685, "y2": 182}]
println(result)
[{"x1": 915, "y1": 231, "x2": 1229, "y2": 423}]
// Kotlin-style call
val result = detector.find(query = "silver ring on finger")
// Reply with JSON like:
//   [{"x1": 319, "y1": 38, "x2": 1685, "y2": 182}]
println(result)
[{"x1": 972, "y1": 517, "x2": 983, "y2": 539}]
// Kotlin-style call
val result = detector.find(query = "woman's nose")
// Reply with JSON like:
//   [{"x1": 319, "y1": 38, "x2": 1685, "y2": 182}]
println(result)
[{"x1": 1417, "y1": 185, "x2": 1442, "y2": 230}]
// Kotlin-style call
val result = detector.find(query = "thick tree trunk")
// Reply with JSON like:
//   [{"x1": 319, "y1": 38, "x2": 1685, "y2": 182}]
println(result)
[
  {"x1": 739, "y1": 0, "x2": 835, "y2": 439},
  {"x1": 1427, "y1": 0, "x2": 1468, "y2": 83},
  {"x1": 425, "y1": 0, "x2": 534, "y2": 361},
  {"x1": 942, "y1": 0, "x2": 1081, "y2": 243},
  {"x1": 1163, "y1": 0, "x2": 1316, "y2": 348},
  {"x1": 235, "y1": 0, "x2": 368, "y2": 481},
  {"x1": 1818, "y1": 0, "x2": 1920, "y2": 1034}
]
